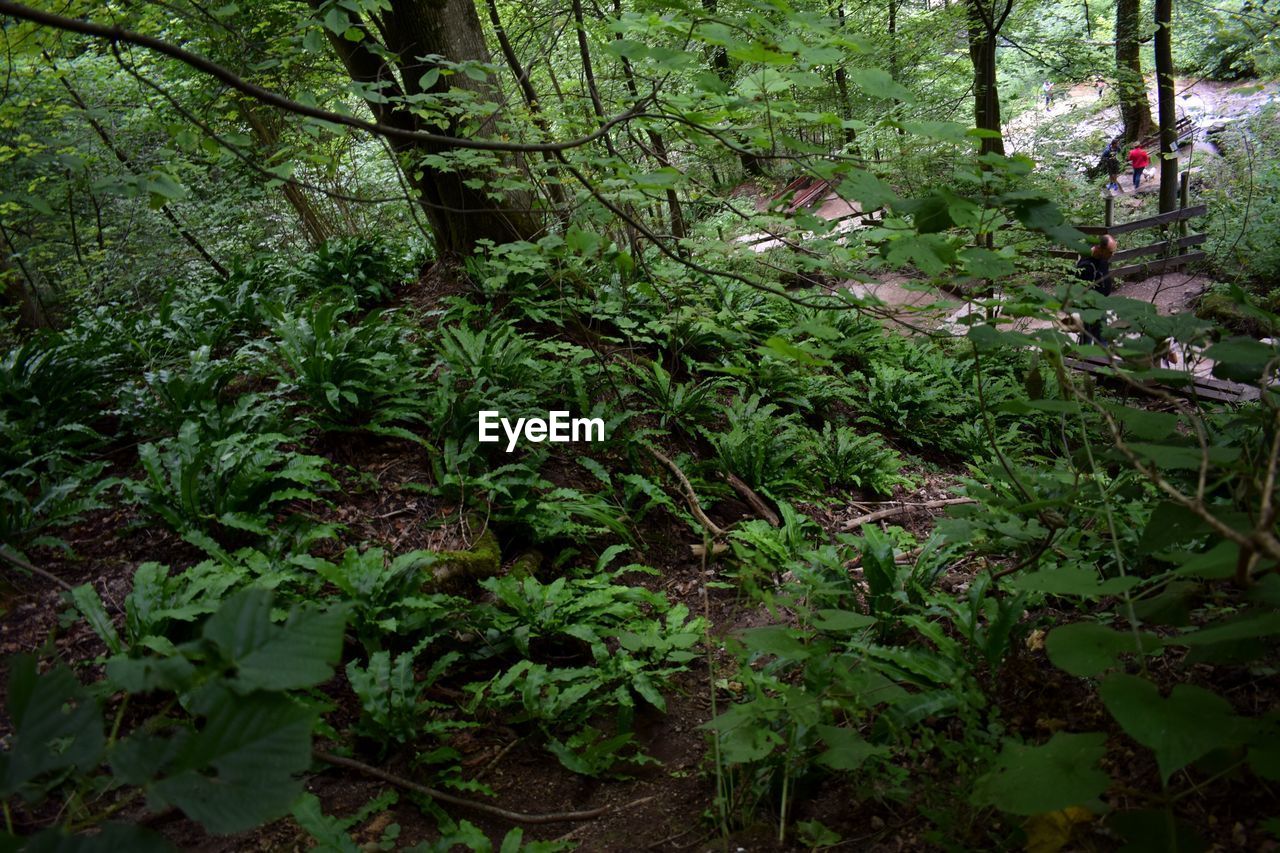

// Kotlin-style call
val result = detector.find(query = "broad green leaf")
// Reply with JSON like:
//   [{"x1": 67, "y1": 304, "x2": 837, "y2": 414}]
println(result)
[
  {"x1": 1099, "y1": 675, "x2": 1241, "y2": 783},
  {"x1": 0, "y1": 656, "x2": 104, "y2": 797},
  {"x1": 202, "y1": 588, "x2": 347, "y2": 692},
  {"x1": 972, "y1": 732, "x2": 1111, "y2": 815},
  {"x1": 1012, "y1": 565, "x2": 1140, "y2": 598},
  {"x1": 815, "y1": 725, "x2": 888, "y2": 770},
  {"x1": 150, "y1": 692, "x2": 314, "y2": 834},
  {"x1": 1046, "y1": 622, "x2": 1160, "y2": 677}
]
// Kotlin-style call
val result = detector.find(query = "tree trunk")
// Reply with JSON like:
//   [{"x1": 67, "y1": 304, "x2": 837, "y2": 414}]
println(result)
[
  {"x1": 1116, "y1": 0, "x2": 1153, "y2": 141},
  {"x1": 702, "y1": 0, "x2": 766, "y2": 177},
  {"x1": 482, "y1": 0, "x2": 568, "y2": 213},
  {"x1": 1154, "y1": 0, "x2": 1178, "y2": 212},
  {"x1": 239, "y1": 103, "x2": 335, "y2": 248},
  {"x1": 967, "y1": 0, "x2": 1005, "y2": 156},
  {"x1": 0, "y1": 227, "x2": 50, "y2": 329},
  {"x1": 314, "y1": 0, "x2": 539, "y2": 258}
]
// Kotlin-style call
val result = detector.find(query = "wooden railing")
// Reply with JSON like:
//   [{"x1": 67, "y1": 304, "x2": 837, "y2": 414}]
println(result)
[{"x1": 1051, "y1": 172, "x2": 1207, "y2": 280}]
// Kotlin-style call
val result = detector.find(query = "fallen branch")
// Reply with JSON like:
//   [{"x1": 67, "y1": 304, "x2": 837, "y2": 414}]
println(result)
[
  {"x1": 312, "y1": 749, "x2": 628, "y2": 824},
  {"x1": 647, "y1": 447, "x2": 727, "y2": 538},
  {"x1": 723, "y1": 472, "x2": 780, "y2": 527},
  {"x1": 0, "y1": 546, "x2": 74, "y2": 592},
  {"x1": 840, "y1": 498, "x2": 976, "y2": 531}
]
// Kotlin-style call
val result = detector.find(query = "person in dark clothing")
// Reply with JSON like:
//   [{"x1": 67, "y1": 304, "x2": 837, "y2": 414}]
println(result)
[
  {"x1": 1101, "y1": 145, "x2": 1122, "y2": 192},
  {"x1": 1075, "y1": 234, "x2": 1117, "y2": 343}
]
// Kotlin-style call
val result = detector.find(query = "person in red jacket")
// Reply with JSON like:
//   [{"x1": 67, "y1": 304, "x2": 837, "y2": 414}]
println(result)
[{"x1": 1128, "y1": 144, "x2": 1151, "y2": 190}]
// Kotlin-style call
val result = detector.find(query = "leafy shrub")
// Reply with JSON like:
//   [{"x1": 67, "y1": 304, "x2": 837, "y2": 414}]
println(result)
[
  {"x1": 307, "y1": 236, "x2": 410, "y2": 307},
  {"x1": 124, "y1": 421, "x2": 335, "y2": 537},
  {"x1": 5, "y1": 588, "x2": 347, "y2": 846},
  {"x1": 263, "y1": 300, "x2": 425, "y2": 436},
  {"x1": 114, "y1": 346, "x2": 240, "y2": 438},
  {"x1": 704, "y1": 395, "x2": 815, "y2": 495},
  {"x1": 0, "y1": 458, "x2": 107, "y2": 554},
  {"x1": 0, "y1": 335, "x2": 112, "y2": 464},
  {"x1": 623, "y1": 359, "x2": 727, "y2": 431},
  {"x1": 807, "y1": 423, "x2": 912, "y2": 495},
  {"x1": 469, "y1": 571, "x2": 705, "y2": 770}
]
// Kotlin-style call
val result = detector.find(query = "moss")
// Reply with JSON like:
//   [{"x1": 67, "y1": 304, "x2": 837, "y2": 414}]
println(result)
[
  {"x1": 1196, "y1": 292, "x2": 1279, "y2": 339},
  {"x1": 426, "y1": 527, "x2": 501, "y2": 589}
]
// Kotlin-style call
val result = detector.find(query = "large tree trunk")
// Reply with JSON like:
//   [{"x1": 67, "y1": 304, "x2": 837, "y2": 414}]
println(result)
[
  {"x1": 315, "y1": 0, "x2": 539, "y2": 259},
  {"x1": 1116, "y1": 0, "x2": 1153, "y2": 141},
  {"x1": 967, "y1": 0, "x2": 1005, "y2": 156},
  {"x1": 1155, "y1": 0, "x2": 1178, "y2": 212}
]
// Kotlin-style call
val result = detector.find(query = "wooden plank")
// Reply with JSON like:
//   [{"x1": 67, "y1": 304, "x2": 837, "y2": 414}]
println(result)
[
  {"x1": 1112, "y1": 233, "x2": 1207, "y2": 261},
  {"x1": 1048, "y1": 233, "x2": 1206, "y2": 261},
  {"x1": 1077, "y1": 204, "x2": 1207, "y2": 236},
  {"x1": 1111, "y1": 250, "x2": 1207, "y2": 279},
  {"x1": 1064, "y1": 357, "x2": 1261, "y2": 402}
]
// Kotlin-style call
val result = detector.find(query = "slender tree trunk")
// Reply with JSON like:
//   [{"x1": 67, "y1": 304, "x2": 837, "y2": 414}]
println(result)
[
  {"x1": 1154, "y1": 0, "x2": 1178, "y2": 212},
  {"x1": 48, "y1": 55, "x2": 229, "y2": 277},
  {"x1": 239, "y1": 103, "x2": 335, "y2": 247},
  {"x1": 967, "y1": 0, "x2": 1006, "y2": 156},
  {"x1": 483, "y1": 0, "x2": 568, "y2": 213},
  {"x1": 702, "y1": 0, "x2": 765, "y2": 176},
  {"x1": 833, "y1": 3, "x2": 859, "y2": 149},
  {"x1": 0, "y1": 229, "x2": 50, "y2": 330},
  {"x1": 1116, "y1": 0, "x2": 1153, "y2": 141},
  {"x1": 611, "y1": 0, "x2": 686, "y2": 242}
]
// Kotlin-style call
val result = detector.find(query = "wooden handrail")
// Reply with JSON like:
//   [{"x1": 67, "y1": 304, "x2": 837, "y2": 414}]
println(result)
[
  {"x1": 1048, "y1": 233, "x2": 1207, "y2": 262},
  {"x1": 1076, "y1": 204, "x2": 1207, "y2": 236}
]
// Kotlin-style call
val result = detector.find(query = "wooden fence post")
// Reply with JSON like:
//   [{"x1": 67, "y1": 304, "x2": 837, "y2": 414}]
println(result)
[
  {"x1": 1104, "y1": 196, "x2": 1114, "y2": 228},
  {"x1": 1178, "y1": 171, "x2": 1190, "y2": 254}
]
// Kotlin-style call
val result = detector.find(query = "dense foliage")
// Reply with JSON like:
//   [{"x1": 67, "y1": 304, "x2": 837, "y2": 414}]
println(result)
[{"x1": 1, "y1": 0, "x2": 1278, "y2": 849}]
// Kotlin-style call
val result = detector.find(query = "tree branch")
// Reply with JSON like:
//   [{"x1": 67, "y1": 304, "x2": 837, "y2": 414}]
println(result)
[{"x1": 0, "y1": 0, "x2": 643, "y2": 154}]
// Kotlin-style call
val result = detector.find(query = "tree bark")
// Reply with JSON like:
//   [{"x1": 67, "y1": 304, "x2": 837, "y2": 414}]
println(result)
[
  {"x1": 0, "y1": 230, "x2": 50, "y2": 330},
  {"x1": 1116, "y1": 0, "x2": 1154, "y2": 141},
  {"x1": 313, "y1": 0, "x2": 539, "y2": 258},
  {"x1": 966, "y1": 0, "x2": 1008, "y2": 157},
  {"x1": 239, "y1": 103, "x2": 335, "y2": 248},
  {"x1": 702, "y1": 0, "x2": 765, "y2": 177},
  {"x1": 1154, "y1": 0, "x2": 1178, "y2": 212}
]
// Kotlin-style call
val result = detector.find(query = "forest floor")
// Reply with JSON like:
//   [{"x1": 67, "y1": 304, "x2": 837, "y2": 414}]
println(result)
[{"x1": 6, "y1": 78, "x2": 1277, "y2": 853}]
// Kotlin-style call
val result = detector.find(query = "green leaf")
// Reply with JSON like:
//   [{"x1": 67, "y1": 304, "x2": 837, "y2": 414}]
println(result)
[
  {"x1": 1099, "y1": 675, "x2": 1241, "y2": 784},
  {"x1": 1011, "y1": 565, "x2": 1140, "y2": 598},
  {"x1": 70, "y1": 584, "x2": 123, "y2": 655},
  {"x1": 1204, "y1": 337, "x2": 1276, "y2": 383},
  {"x1": 1108, "y1": 809, "x2": 1207, "y2": 853},
  {"x1": 0, "y1": 656, "x2": 104, "y2": 797},
  {"x1": 1138, "y1": 502, "x2": 1211, "y2": 555},
  {"x1": 844, "y1": 68, "x2": 913, "y2": 101},
  {"x1": 972, "y1": 732, "x2": 1111, "y2": 816},
  {"x1": 149, "y1": 692, "x2": 314, "y2": 834},
  {"x1": 811, "y1": 609, "x2": 876, "y2": 632},
  {"x1": 1046, "y1": 622, "x2": 1161, "y2": 677},
  {"x1": 202, "y1": 589, "x2": 347, "y2": 692},
  {"x1": 739, "y1": 625, "x2": 810, "y2": 659},
  {"x1": 815, "y1": 725, "x2": 888, "y2": 770}
]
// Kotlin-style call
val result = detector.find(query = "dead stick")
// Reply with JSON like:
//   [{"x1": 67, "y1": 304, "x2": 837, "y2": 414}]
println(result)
[
  {"x1": 647, "y1": 447, "x2": 727, "y2": 538},
  {"x1": 312, "y1": 750, "x2": 625, "y2": 824},
  {"x1": 723, "y1": 472, "x2": 780, "y2": 527},
  {"x1": 841, "y1": 498, "x2": 975, "y2": 531},
  {"x1": 0, "y1": 546, "x2": 74, "y2": 592}
]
